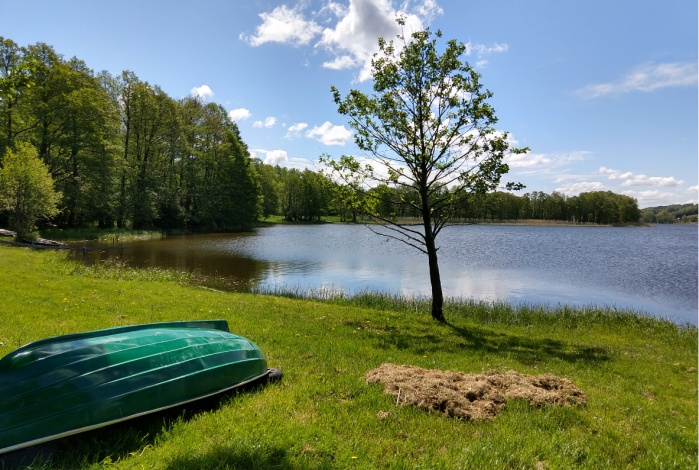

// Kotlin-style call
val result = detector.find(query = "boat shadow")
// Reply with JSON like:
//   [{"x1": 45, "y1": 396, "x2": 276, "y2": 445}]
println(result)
[
  {"x1": 162, "y1": 445, "x2": 295, "y2": 470},
  {"x1": 0, "y1": 375, "x2": 280, "y2": 470}
]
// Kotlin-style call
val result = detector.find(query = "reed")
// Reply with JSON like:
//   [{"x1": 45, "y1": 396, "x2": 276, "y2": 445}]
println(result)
[{"x1": 40, "y1": 227, "x2": 165, "y2": 243}]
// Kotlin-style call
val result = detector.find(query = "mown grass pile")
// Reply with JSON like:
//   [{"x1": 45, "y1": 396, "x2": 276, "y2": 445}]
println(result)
[{"x1": 0, "y1": 245, "x2": 696, "y2": 469}]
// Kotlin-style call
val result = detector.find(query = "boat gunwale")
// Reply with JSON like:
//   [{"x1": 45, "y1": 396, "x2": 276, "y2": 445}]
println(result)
[{"x1": 0, "y1": 320, "x2": 231, "y2": 371}]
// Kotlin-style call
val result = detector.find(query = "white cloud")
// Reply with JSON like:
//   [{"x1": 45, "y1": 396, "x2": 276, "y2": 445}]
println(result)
[
  {"x1": 620, "y1": 189, "x2": 687, "y2": 208},
  {"x1": 507, "y1": 152, "x2": 551, "y2": 168},
  {"x1": 577, "y1": 62, "x2": 698, "y2": 99},
  {"x1": 228, "y1": 108, "x2": 251, "y2": 121},
  {"x1": 412, "y1": 0, "x2": 443, "y2": 22},
  {"x1": 241, "y1": 1, "x2": 451, "y2": 81},
  {"x1": 251, "y1": 148, "x2": 289, "y2": 166},
  {"x1": 306, "y1": 121, "x2": 352, "y2": 145},
  {"x1": 600, "y1": 166, "x2": 684, "y2": 187},
  {"x1": 191, "y1": 85, "x2": 214, "y2": 100},
  {"x1": 253, "y1": 117, "x2": 277, "y2": 128},
  {"x1": 465, "y1": 41, "x2": 508, "y2": 68},
  {"x1": 286, "y1": 122, "x2": 309, "y2": 138},
  {"x1": 316, "y1": 0, "x2": 442, "y2": 81},
  {"x1": 322, "y1": 54, "x2": 359, "y2": 70},
  {"x1": 471, "y1": 42, "x2": 508, "y2": 55},
  {"x1": 506, "y1": 149, "x2": 589, "y2": 170},
  {"x1": 241, "y1": 5, "x2": 322, "y2": 46},
  {"x1": 554, "y1": 181, "x2": 606, "y2": 195},
  {"x1": 250, "y1": 148, "x2": 317, "y2": 169}
]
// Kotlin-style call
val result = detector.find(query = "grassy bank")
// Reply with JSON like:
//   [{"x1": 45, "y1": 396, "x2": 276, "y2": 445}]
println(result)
[{"x1": 0, "y1": 246, "x2": 696, "y2": 469}]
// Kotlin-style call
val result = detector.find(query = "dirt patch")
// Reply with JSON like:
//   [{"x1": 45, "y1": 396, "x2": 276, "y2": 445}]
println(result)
[{"x1": 365, "y1": 363, "x2": 586, "y2": 421}]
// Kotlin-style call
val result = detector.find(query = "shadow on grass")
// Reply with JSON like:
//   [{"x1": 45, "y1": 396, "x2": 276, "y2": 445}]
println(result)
[
  {"x1": 349, "y1": 319, "x2": 610, "y2": 366},
  {"x1": 162, "y1": 445, "x2": 297, "y2": 470},
  {"x1": 447, "y1": 322, "x2": 610, "y2": 365}
]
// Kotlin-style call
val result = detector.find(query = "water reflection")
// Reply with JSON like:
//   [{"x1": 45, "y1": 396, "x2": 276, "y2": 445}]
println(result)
[{"x1": 70, "y1": 224, "x2": 698, "y2": 325}]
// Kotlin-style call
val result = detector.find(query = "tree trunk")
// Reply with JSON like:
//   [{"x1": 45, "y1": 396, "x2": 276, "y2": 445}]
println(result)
[{"x1": 424, "y1": 231, "x2": 445, "y2": 322}]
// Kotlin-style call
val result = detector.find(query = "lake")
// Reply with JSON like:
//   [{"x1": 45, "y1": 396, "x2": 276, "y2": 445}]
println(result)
[{"x1": 71, "y1": 224, "x2": 698, "y2": 325}]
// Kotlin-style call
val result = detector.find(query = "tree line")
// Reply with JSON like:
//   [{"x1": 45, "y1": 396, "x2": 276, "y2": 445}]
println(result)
[
  {"x1": 640, "y1": 203, "x2": 698, "y2": 224},
  {"x1": 1, "y1": 37, "x2": 259, "y2": 233},
  {"x1": 1, "y1": 37, "x2": 642, "y2": 236},
  {"x1": 306, "y1": 186, "x2": 642, "y2": 225}
]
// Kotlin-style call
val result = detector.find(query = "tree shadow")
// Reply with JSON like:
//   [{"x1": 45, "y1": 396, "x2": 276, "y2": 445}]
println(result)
[
  {"x1": 446, "y1": 322, "x2": 611, "y2": 365},
  {"x1": 355, "y1": 319, "x2": 610, "y2": 366}
]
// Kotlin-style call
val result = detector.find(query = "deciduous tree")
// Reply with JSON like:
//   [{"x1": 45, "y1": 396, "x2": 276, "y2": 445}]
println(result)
[
  {"x1": 0, "y1": 142, "x2": 61, "y2": 237},
  {"x1": 322, "y1": 21, "x2": 526, "y2": 322}
]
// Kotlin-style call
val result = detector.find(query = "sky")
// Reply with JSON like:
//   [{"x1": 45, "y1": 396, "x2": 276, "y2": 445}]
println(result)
[{"x1": 1, "y1": 0, "x2": 696, "y2": 208}]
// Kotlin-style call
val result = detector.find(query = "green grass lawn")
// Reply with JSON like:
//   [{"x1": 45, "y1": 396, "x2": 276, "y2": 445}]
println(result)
[{"x1": 0, "y1": 245, "x2": 696, "y2": 469}]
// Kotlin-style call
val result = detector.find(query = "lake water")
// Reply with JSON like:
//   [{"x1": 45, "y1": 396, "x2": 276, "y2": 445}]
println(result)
[{"x1": 72, "y1": 224, "x2": 698, "y2": 325}]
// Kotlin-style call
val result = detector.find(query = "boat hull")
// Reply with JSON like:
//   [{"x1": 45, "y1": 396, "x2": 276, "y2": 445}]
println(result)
[{"x1": 0, "y1": 320, "x2": 271, "y2": 454}]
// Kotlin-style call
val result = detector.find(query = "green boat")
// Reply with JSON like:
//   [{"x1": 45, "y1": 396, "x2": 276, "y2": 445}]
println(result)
[{"x1": 0, "y1": 320, "x2": 279, "y2": 455}]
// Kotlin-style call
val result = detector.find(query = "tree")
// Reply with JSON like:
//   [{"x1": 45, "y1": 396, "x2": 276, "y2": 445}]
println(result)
[
  {"x1": 21, "y1": 48, "x2": 118, "y2": 227},
  {"x1": 0, "y1": 37, "x2": 36, "y2": 158},
  {"x1": 0, "y1": 142, "x2": 61, "y2": 237},
  {"x1": 322, "y1": 22, "x2": 526, "y2": 322}
]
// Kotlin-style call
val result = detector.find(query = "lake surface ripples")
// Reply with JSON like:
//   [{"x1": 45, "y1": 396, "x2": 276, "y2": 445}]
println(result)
[{"x1": 74, "y1": 224, "x2": 698, "y2": 325}]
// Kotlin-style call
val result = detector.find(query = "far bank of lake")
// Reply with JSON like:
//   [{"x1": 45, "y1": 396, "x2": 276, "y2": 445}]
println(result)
[{"x1": 70, "y1": 223, "x2": 698, "y2": 325}]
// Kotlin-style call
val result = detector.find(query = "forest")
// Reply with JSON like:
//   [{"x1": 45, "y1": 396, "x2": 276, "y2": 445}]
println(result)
[
  {"x1": 0, "y1": 37, "x2": 646, "y2": 234},
  {"x1": 640, "y1": 203, "x2": 698, "y2": 224}
]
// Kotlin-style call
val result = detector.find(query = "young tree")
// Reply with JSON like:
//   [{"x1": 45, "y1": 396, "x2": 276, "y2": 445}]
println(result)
[
  {"x1": 0, "y1": 142, "x2": 61, "y2": 237},
  {"x1": 322, "y1": 22, "x2": 526, "y2": 322}
]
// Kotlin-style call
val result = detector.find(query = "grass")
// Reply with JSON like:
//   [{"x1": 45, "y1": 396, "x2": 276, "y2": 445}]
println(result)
[{"x1": 0, "y1": 245, "x2": 696, "y2": 469}]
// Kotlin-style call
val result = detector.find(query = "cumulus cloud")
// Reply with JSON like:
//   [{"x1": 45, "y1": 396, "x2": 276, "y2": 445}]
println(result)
[
  {"x1": 620, "y1": 189, "x2": 687, "y2": 208},
  {"x1": 506, "y1": 149, "x2": 589, "y2": 170},
  {"x1": 317, "y1": 0, "x2": 423, "y2": 81},
  {"x1": 228, "y1": 108, "x2": 251, "y2": 121},
  {"x1": 554, "y1": 181, "x2": 606, "y2": 195},
  {"x1": 306, "y1": 121, "x2": 353, "y2": 145},
  {"x1": 577, "y1": 62, "x2": 698, "y2": 99},
  {"x1": 250, "y1": 148, "x2": 289, "y2": 166},
  {"x1": 240, "y1": 4, "x2": 322, "y2": 46},
  {"x1": 253, "y1": 117, "x2": 277, "y2": 128},
  {"x1": 507, "y1": 152, "x2": 551, "y2": 168},
  {"x1": 242, "y1": 0, "x2": 444, "y2": 82},
  {"x1": 286, "y1": 122, "x2": 309, "y2": 138},
  {"x1": 191, "y1": 85, "x2": 214, "y2": 100},
  {"x1": 600, "y1": 167, "x2": 684, "y2": 187},
  {"x1": 322, "y1": 54, "x2": 359, "y2": 70}
]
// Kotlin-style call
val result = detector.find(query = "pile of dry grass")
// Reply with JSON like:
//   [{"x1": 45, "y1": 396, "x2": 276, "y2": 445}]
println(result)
[{"x1": 365, "y1": 363, "x2": 587, "y2": 421}]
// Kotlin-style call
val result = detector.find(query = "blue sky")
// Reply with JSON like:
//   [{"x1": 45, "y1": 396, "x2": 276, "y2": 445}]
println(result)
[{"x1": 1, "y1": 0, "x2": 696, "y2": 207}]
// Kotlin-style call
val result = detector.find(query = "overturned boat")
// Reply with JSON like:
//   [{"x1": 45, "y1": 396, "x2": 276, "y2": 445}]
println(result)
[{"x1": 0, "y1": 320, "x2": 280, "y2": 455}]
